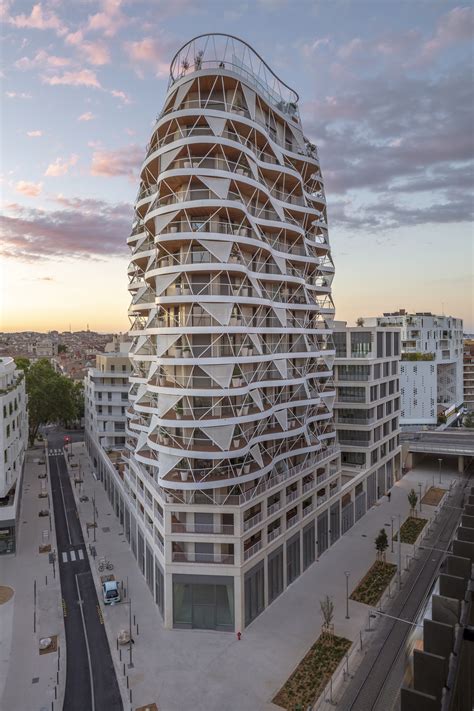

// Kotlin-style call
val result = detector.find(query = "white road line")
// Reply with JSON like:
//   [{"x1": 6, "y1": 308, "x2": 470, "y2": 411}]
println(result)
[
  {"x1": 70, "y1": 550, "x2": 76, "y2": 562},
  {"x1": 54, "y1": 456, "x2": 72, "y2": 546},
  {"x1": 78, "y1": 549, "x2": 84, "y2": 560},
  {"x1": 75, "y1": 574, "x2": 95, "y2": 711},
  {"x1": 62, "y1": 552, "x2": 68, "y2": 563}
]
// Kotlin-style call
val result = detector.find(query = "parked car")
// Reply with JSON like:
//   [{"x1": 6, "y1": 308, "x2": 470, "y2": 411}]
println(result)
[{"x1": 102, "y1": 580, "x2": 120, "y2": 605}]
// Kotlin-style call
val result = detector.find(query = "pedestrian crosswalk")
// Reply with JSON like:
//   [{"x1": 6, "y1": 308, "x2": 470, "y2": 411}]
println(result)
[
  {"x1": 61, "y1": 548, "x2": 85, "y2": 564},
  {"x1": 49, "y1": 449, "x2": 65, "y2": 457}
]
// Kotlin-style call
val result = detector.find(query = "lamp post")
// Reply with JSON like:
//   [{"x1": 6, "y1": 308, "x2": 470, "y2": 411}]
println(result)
[
  {"x1": 344, "y1": 571, "x2": 350, "y2": 619},
  {"x1": 92, "y1": 492, "x2": 97, "y2": 543},
  {"x1": 397, "y1": 514, "x2": 402, "y2": 591},
  {"x1": 418, "y1": 482, "x2": 422, "y2": 513},
  {"x1": 391, "y1": 516, "x2": 395, "y2": 553},
  {"x1": 438, "y1": 458, "x2": 443, "y2": 485}
]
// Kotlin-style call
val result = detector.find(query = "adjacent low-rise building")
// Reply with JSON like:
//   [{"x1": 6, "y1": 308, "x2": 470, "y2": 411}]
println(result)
[
  {"x1": 84, "y1": 338, "x2": 132, "y2": 451},
  {"x1": 364, "y1": 311, "x2": 463, "y2": 426},
  {"x1": 333, "y1": 322, "x2": 402, "y2": 522},
  {"x1": 0, "y1": 357, "x2": 28, "y2": 554},
  {"x1": 463, "y1": 339, "x2": 474, "y2": 413}
]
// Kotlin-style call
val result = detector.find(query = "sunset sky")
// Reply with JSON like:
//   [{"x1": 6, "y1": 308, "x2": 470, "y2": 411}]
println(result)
[{"x1": 1, "y1": 0, "x2": 473, "y2": 333}]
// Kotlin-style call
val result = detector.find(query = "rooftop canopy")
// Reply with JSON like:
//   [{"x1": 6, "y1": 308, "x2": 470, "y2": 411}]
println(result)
[{"x1": 169, "y1": 33, "x2": 299, "y2": 117}]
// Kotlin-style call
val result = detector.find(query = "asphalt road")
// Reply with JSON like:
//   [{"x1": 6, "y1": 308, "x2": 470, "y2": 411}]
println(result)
[
  {"x1": 47, "y1": 431, "x2": 123, "y2": 711},
  {"x1": 338, "y1": 466, "x2": 473, "y2": 710}
]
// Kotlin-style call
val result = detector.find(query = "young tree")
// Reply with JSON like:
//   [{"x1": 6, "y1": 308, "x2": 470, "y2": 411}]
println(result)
[
  {"x1": 320, "y1": 595, "x2": 334, "y2": 637},
  {"x1": 408, "y1": 489, "x2": 418, "y2": 517},
  {"x1": 375, "y1": 528, "x2": 389, "y2": 561}
]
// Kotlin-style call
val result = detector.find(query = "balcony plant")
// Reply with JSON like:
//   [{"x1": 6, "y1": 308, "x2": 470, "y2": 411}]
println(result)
[
  {"x1": 182, "y1": 346, "x2": 192, "y2": 358},
  {"x1": 174, "y1": 402, "x2": 183, "y2": 420},
  {"x1": 232, "y1": 367, "x2": 243, "y2": 387}
]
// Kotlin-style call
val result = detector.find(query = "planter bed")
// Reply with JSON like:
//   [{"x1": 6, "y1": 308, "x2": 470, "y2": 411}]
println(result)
[
  {"x1": 350, "y1": 561, "x2": 397, "y2": 606},
  {"x1": 394, "y1": 516, "x2": 427, "y2": 544},
  {"x1": 421, "y1": 487, "x2": 446, "y2": 506},
  {"x1": 273, "y1": 633, "x2": 351, "y2": 709}
]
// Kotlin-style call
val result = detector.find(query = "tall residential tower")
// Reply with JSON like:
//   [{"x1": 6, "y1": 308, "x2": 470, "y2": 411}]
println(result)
[{"x1": 124, "y1": 34, "x2": 339, "y2": 630}]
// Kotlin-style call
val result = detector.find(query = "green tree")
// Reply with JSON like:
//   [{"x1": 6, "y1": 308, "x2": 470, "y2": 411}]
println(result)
[
  {"x1": 463, "y1": 412, "x2": 474, "y2": 428},
  {"x1": 24, "y1": 359, "x2": 84, "y2": 444},
  {"x1": 375, "y1": 528, "x2": 389, "y2": 561},
  {"x1": 408, "y1": 489, "x2": 418, "y2": 517},
  {"x1": 14, "y1": 357, "x2": 31, "y2": 373},
  {"x1": 58, "y1": 344, "x2": 67, "y2": 354}
]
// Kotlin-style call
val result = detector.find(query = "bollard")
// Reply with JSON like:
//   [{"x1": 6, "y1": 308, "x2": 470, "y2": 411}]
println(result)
[
  {"x1": 359, "y1": 630, "x2": 363, "y2": 650},
  {"x1": 129, "y1": 689, "x2": 132, "y2": 703},
  {"x1": 123, "y1": 663, "x2": 126, "y2": 676},
  {"x1": 116, "y1": 638, "x2": 119, "y2": 650},
  {"x1": 119, "y1": 649, "x2": 122, "y2": 662},
  {"x1": 126, "y1": 676, "x2": 129, "y2": 689},
  {"x1": 133, "y1": 614, "x2": 136, "y2": 626},
  {"x1": 136, "y1": 623, "x2": 139, "y2": 636},
  {"x1": 54, "y1": 686, "x2": 57, "y2": 699}
]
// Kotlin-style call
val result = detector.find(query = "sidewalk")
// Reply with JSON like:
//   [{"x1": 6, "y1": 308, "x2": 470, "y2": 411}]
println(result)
[
  {"x1": 68, "y1": 441, "x2": 460, "y2": 711},
  {"x1": 0, "y1": 446, "x2": 65, "y2": 711}
]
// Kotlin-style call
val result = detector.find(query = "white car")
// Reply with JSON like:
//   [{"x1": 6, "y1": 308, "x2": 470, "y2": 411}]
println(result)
[{"x1": 102, "y1": 580, "x2": 120, "y2": 605}]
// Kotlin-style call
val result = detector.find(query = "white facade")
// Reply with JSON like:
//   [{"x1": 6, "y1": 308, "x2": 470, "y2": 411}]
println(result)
[
  {"x1": 364, "y1": 312, "x2": 463, "y2": 426},
  {"x1": 333, "y1": 323, "x2": 402, "y2": 520},
  {"x1": 84, "y1": 340, "x2": 131, "y2": 451},
  {"x1": 0, "y1": 357, "x2": 28, "y2": 554},
  {"x1": 463, "y1": 340, "x2": 474, "y2": 413}
]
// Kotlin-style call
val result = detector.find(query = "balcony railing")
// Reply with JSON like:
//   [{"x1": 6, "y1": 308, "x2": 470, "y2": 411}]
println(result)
[
  {"x1": 267, "y1": 501, "x2": 281, "y2": 516},
  {"x1": 244, "y1": 540, "x2": 262, "y2": 560},
  {"x1": 171, "y1": 522, "x2": 234, "y2": 535},
  {"x1": 172, "y1": 551, "x2": 235, "y2": 564},
  {"x1": 243, "y1": 511, "x2": 263, "y2": 532},
  {"x1": 268, "y1": 526, "x2": 281, "y2": 542},
  {"x1": 286, "y1": 514, "x2": 299, "y2": 528}
]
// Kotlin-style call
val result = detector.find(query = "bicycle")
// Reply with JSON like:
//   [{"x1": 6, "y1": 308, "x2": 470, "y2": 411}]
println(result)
[{"x1": 98, "y1": 559, "x2": 114, "y2": 572}]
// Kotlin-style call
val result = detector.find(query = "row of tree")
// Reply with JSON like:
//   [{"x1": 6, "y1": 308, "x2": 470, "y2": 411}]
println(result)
[{"x1": 15, "y1": 358, "x2": 84, "y2": 445}]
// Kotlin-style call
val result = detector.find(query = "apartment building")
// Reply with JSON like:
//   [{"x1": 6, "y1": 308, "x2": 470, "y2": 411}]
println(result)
[
  {"x1": 333, "y1": 323, "x2": 402, "y2": 523},
  {"x1": 84, "y1": 338, "x2": 132, "y2": 451},
  {"x1": 0, "y1": 357, "x2": 28, "y2": 554},
  {"x1": 364, "y1": 311, "x2": 463, "y2": 426},
  {"x1": 464, "y1": 339, "x2": 474, "y2": 413}
]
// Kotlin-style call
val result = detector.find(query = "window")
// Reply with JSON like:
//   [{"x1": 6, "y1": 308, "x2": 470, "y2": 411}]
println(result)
[
  {"x1": 122, "y1": 365, "x2": 127, "y2": 372},
  {"x1": 111, "y1": 365, "x2": 115, "y2": 372},
  {"x1": 303, "y1": 522, "x2": 315, "y2": 570},
  {"x1": 244, "y1": 562, "x2": 265, "y2": 625},
  {"x1": 333, "y1": 332, "x2": 347, "y2": 357},
  {"x1": 268, "y1": 547, "x2": 284, "y2": 603},
  {"x1": 287, "y1": 534, "x2": 301, "y2": 585}
]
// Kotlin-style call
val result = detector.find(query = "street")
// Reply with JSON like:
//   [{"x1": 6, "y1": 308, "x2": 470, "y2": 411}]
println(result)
[{"x1": 47, "y1": 430, "x2": 122, "y2": 711}]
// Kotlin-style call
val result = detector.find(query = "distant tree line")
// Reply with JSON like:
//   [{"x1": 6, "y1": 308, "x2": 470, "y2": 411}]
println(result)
[{"x1": 14, "y1": 358, "x2": 84, "y2": 445}]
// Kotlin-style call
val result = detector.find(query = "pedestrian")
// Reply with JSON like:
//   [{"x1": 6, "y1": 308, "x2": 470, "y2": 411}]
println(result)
[{"x1": 387, "y1": 491, "x2": 391, "y2": 503}]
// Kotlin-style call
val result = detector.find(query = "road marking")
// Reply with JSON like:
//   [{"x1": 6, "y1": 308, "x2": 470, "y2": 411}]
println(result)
[
  {"x1": 78, "y1": 548, "x2": 84, "y2": 560},
  {"x1": 53, "y1": 456, "x2": 72, "y2": 546},
  {"x1": 62, "y1": 552, "x2": 68, "y2": 563},
  {"x1": 96, "y1": 605, "x2": 104, "y2": 625},
  {"x1": 70, "y1": 550, "x2": 76, "y2": 562},
  {"x1": 62, "y1": 599, "x2": 67, "y2": 618},
  {"x1": 75, "y1": 574, "x2": 96, "y2": 711}
]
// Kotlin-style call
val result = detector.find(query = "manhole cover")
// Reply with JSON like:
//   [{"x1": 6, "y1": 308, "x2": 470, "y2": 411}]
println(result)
[
  {"x1": 32, "y1": 677, "x2": 39, "y2": 684},
  {"x1": 102, "y1": 527, "x2": 110, "y2": 533}
]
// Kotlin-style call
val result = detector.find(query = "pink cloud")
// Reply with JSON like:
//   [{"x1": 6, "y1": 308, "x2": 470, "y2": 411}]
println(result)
[
  {"x1": 27, "y1": 130, "x2": 43, "y2": 137},
  {"x1": 109, "y1": 88, "x2": 131, "y2": 104},
  {"x1": 42, "y1": 69, "x2": 101, "y2": 88},
  {"x1": 86, "y1": 0, "x2": 126, "y2": 37},
  {"x1": 78, "y1": 112, "x2": 95, "y2": 122},
  {"x1": 65, "y1": 31, "x2": 110, "y2": 66},
  {"x1": 422, "y1": 6, "x2": 474, "y2": 59},
  {"x1": 15, "y1": 49, "x2": 71, "y2": 70},
  {"x1": 45, "y1": 155, "x2": 78, "y2": 177},
  {"x1": 337, "y1": 38, "x2": 364, "y2": 60},
  {"x1": 8, "y1": 3, "x2": 66, "y2": 36},
  {"x1": 16, "y1": 180, "x2": 42, "y2": 197},
  {"x1": 90, "y1": 145, "x2": 143, "y2": 178},
  {"x1": 1, "y1": 198, "x2": 131, "y2": 261},
  {"x1": 123, "y1": 37, "x2": 170, "y2": 76}
]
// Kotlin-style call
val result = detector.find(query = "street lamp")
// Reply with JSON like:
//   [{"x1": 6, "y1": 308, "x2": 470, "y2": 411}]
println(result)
[
  {"x1": 438, "y1": 458, "x2": 443, "y2": 485},
  {"x1": 344, "y1": 571, "x2": 350, "y2": 619},
  {"x1": 391, "y1": 516, "x2": 395, "y2": 553},
  {"x1": 418, "y1": 482, "x2": 422, "y2": 513},
  {"x1": 397, "y1": 514, "x2": 402, "y2": 591}
]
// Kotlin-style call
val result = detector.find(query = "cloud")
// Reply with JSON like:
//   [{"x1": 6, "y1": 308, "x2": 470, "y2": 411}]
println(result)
[
  {"x1": 42, "y1": 69, "x2": 101, "y2": 88},
  {"x1": 90, "y1": 144, "x2": 143, "y2": 177},
  {"x1": 5, "y1": 91, "x2": 32, "y2": 99},
  {"x1": 1, "y1": 198, "x2": 132, "y2": 261},
  {"x1": 86, "y1": 0, "x2": 127, "y2": 37},
  {"x1": 15, "y1": 49, "x2": 71, "y2": 70},
  {"x1": 26, "y1": 130, "x2": 43, "y2": 137},
  {"x1": 65, "y1": 31, "x2": 110, "y2": 65},
  {"x1": 45, "y1": 155, "x2": 78, "y2": 177},
  {"x1": 16, "y1": 180, "x2": 42, "y2": 197},
  {"x1": 7, "y1": 2, "x2": 66, "y2": 36},
  {"x1": 78, "y1": 112, "x2": 95, "y2": 122},
  {"x1": 421, "y1": 6, "x2": 474, "y2": 60},
  {"x1": 109, "y1": 88, "x2": 131, "y2": 103},
  {"x1": 123, "y1": 37, "x2": 170, "y2": 76}
]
